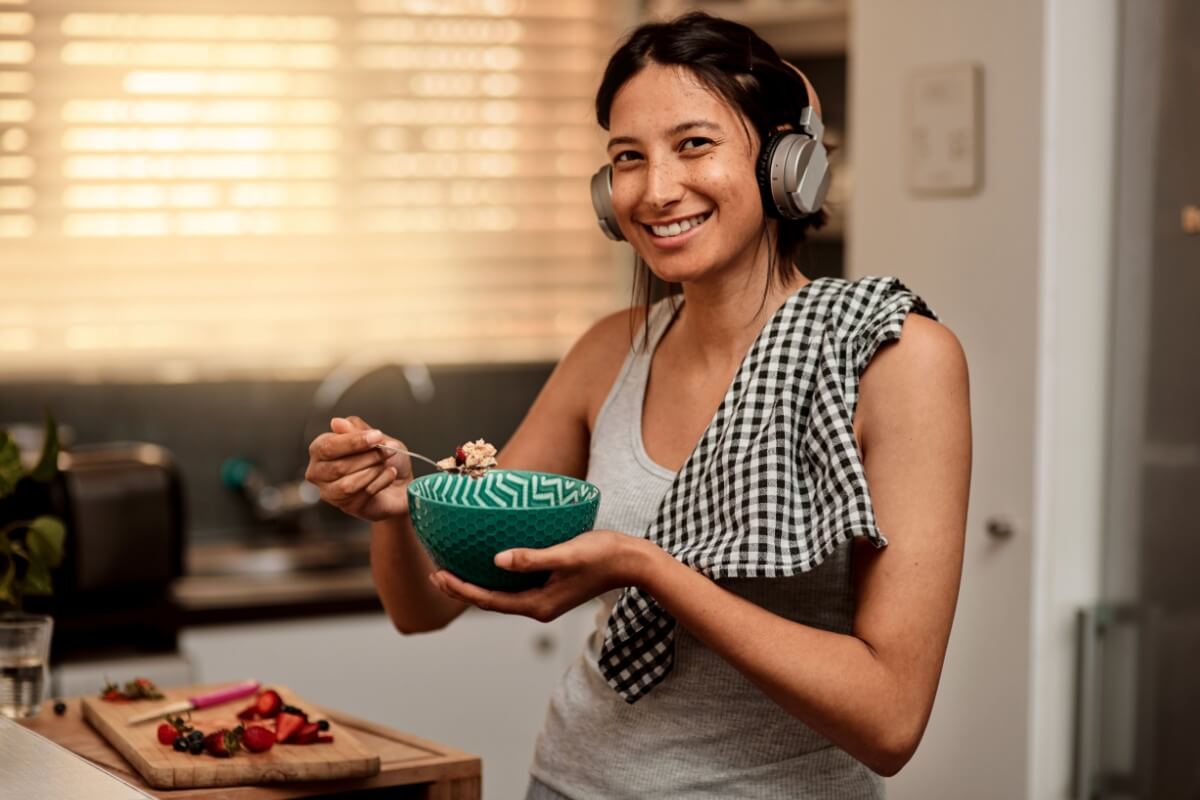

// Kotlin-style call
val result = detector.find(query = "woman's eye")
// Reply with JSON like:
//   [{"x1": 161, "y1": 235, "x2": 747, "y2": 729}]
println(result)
[
  {"x1": 612, "y1": 151, "x2": 640, "y2": 164},
  {"x1": 680, "y1": 137, "x2": 713, "y2": 151}
]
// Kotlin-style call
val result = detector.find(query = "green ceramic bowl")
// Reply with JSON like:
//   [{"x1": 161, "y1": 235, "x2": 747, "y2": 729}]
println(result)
[{"x1": 407, "y1": 469, "x2": 600, "y2": 592}]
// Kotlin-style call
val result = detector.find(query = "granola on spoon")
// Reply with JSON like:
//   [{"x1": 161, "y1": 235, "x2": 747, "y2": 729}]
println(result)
[{"x1": 436, "y1": 439, "x2": 498, "y2": 478}]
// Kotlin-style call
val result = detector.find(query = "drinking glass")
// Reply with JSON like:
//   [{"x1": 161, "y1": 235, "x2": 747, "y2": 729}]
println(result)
[{"x1": 0, "y1": 613, "x2": 53, "y2": 719}]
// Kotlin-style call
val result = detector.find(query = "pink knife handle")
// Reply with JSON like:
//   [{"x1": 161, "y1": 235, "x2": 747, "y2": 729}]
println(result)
[{"x1": 188, "y1": 679, "x2": 261, "y2": 709}]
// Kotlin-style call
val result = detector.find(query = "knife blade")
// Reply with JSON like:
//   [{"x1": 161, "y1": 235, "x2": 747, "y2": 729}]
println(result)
[{"x1": 127, "y1": 679, "x2": 261, "y2": 725}]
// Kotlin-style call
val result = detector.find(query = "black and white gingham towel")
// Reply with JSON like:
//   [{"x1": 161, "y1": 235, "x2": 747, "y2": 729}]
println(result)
[{"x1": 598, "y1": 276, "x2": 937, "y2": 703}]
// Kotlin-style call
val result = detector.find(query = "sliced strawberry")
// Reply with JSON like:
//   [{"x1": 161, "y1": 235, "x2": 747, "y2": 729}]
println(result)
[
  {"x1": 316, "y1": 734, "x2": 334, "y2": 744},
  {"x1": 291, "y1": 722, "x2": 320, "y2": 745},
  {"x1": 242, "y1": 725, "x2": 275, "y2": 753},
  {"x1": 274, "y1": 711, "x2": 306, "y2": 743},
  {"x1": 254, "y1": 689, "x2": 283, "y2": 718},
  {"x1": 236, "y1": 704, "x2": 258, "y2": 720}
]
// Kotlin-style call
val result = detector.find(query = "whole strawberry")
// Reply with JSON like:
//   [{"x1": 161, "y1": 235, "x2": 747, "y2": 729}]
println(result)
[
  {"x1": 157, "y1": 713, "x2": 195, "y2": 747},
  {"x1": 204, "y1": 727, "x2": 243, "y2": 758},
  {"x1": 156, "y1": 723, "x2": 178, "y2": 746}
]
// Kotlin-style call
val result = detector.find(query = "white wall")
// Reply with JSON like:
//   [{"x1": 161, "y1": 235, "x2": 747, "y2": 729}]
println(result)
[
  {"x1": 849, "y1": 0, "x2": 1118, "y2": 797},
  {"x1": 849, "y1": 1, "x2": 1044, "y2": 794}
]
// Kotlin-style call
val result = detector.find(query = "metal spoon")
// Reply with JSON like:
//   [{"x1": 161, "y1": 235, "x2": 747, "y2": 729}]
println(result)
[{"x1": 373, "y1": 443, "x2": 447, "y2": 471}]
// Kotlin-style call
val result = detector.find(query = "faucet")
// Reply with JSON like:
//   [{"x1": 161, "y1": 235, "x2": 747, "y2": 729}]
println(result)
[
  {"x1": 222, "y1": 358, "x2": 436, "y2": 526},
  {"x1": 302, "y1": 359, "x2": 436, "y2": 452}
]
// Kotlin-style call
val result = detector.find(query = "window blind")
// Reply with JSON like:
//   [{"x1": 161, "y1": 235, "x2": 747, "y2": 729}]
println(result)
[{"x1": 0, "y1": 0, "x2": 625, "y2": 381}]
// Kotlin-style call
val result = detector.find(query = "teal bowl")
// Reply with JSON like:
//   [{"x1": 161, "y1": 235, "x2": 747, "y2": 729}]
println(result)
[{"x1": 407, "y1": 469, "x2": 600, "y2": 591}]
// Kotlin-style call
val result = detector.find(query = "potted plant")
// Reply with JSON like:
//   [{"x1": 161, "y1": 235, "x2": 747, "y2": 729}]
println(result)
[
  {"x1": 0, "y1": 412, "x2": 65, "y2": 718},
  {"x1": 0, "y1": 412, "x2": 66, "y2": 611}
]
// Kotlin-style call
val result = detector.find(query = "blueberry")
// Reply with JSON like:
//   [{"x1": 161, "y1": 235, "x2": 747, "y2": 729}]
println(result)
[
  {"x1": 53, "y1": 701, "x2": 67, "y2": 716},
  {"x1": 189, "y1": 740, "x2": 204, "y2": 755},
  {"x1": 316, "y1": 719, "x2": 329, "y2": 731},
  {"x1": 173, "y1": 737, "x2": 188, "y2": 752},
  {"x1": 281, "y1": 704, "x2": 302, "y2": 715},
  {"x1": 188, "y1": 730, "x2": 204, "y2": 742}
]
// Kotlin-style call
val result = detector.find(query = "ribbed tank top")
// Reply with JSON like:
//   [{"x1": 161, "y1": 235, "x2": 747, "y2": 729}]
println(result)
[{"x1": 527, "y1": 297, "x2": 885, "y2": 799}]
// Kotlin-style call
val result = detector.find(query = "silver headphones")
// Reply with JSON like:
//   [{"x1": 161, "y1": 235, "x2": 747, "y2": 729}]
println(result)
[{"x1": 589, "y1": 104, "x2": 831, "y2": 242}]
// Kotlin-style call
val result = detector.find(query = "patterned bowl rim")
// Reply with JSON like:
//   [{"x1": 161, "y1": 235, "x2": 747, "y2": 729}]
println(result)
[{"x1": 406, "y1": 468, "x2": 600, "y2": 513}]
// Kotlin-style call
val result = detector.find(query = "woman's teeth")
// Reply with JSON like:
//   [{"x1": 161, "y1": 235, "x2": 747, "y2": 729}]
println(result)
[{"x1": 648, "y1": 212, "x2": 709, "y2": 238}]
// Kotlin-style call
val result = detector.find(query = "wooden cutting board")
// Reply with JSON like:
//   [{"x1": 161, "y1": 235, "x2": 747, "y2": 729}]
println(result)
[{"x1": 81, "y1": 684, "x2": 380, "y2": 790}]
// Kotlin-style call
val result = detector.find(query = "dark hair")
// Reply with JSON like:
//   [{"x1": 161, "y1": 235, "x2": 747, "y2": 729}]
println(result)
[{"x1": 595, "y1": 12, "x2": 829, "y2": 349}]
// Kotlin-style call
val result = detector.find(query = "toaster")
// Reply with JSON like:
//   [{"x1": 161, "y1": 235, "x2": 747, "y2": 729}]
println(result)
[{"x1": 57, "y1": 442, "x2": 185, "y2": 600}]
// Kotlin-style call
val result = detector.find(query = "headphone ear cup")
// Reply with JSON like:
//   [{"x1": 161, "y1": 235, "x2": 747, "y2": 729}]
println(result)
[
  {"x1": 755, "y1": 130, "x2": 786, "y2": 220},
  {"x1": 590, "y1": 165, "x2": 624, "y2": 242},
  {"x1": 756, "y1": 129, "x2": 832, "y2": 220}
]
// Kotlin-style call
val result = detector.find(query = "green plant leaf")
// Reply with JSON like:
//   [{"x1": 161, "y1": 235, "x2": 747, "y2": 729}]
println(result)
[
  {"x1": 0, "y1": 552, "x2": 16, "y2": 609},
  {"x1": 30, "y1": 410, "x2": 59, "y2": 482},
  {"x1": 19, "y1": 557, "x2": 52, "y2": 596},
  {"x1": 0, "y1": 432, "x2": 21, "y2": 499},
  {"x1": 27, "y1": 516, "x2": 66, "y2": 568}
]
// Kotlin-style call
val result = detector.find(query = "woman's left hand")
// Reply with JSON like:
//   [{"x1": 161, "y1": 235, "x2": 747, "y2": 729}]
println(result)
[{"x1": 428, "y1": 530, "x2": 656, "y2": 622}]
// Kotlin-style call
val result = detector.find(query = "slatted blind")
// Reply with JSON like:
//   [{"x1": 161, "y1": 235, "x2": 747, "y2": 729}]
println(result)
[{"x1": 0, "y1": 0, "x2": 625, "y2": 381}]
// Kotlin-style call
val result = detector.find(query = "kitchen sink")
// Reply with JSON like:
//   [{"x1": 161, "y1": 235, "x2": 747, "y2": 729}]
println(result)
[{"x1": 185, "y1": 531, "x2": 372, "y2": 578}]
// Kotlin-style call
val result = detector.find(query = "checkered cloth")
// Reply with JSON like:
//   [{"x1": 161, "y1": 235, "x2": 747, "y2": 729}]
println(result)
[{"x1": 598, "y1": 276, "x2": 937, "y2": 703}]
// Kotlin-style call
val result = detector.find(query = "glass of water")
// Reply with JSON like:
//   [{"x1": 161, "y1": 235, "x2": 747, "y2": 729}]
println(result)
[{"x1": 0, "y1": 612, "x2": 53, "y2": 719}]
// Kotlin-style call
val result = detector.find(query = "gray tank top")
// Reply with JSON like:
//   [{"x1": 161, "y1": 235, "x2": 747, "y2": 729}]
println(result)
[{"x1": 528, "y1": 299, "x2": 886, "y2": 799}]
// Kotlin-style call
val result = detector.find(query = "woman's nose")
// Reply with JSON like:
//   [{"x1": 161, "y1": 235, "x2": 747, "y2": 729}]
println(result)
[{"x1": 642, "y1": 158, "x2": 685, "y2": 210}]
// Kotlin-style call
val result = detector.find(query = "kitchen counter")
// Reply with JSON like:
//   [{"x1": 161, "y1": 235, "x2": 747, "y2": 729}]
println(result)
[
  {"x1": 47, "y1": 536, "x2": 387, "y2": 665},
  {"x1": 19, "y1": 696, "x2": 481, "y2": 799}
]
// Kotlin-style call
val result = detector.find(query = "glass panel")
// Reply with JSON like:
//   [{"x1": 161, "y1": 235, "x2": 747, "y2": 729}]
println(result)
[{"x1": 1094, "y1": 0, "x2": 1200, "y2": 797}]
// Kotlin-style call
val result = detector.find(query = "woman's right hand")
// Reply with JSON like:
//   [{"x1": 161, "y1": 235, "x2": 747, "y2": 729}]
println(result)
[{"x1": 305, "y1": 416, "x2": 412, "y2": 522}]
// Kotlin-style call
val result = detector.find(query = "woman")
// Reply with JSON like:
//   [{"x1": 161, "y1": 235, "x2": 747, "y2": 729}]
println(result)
[{"x1": 306, "y1": 12, "x2": 971, "y2": 799}]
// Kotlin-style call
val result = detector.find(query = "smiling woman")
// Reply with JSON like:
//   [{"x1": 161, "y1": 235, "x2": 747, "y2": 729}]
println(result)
[
  {"x1": 306, "y1": 11, "x2": 971, "y2": 800},
  {"x1": 592, "y1": 19, "x2": 832, "y2": 350}
]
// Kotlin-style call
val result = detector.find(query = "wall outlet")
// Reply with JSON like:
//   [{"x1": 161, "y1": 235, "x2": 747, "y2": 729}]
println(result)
[{"x1": 908, "y1": 63, "x2": 983, "y2": 195}]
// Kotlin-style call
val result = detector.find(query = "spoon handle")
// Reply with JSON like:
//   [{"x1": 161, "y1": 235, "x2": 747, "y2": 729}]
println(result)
[{"x1": 374, "y1": 443, "x2": 443, "y2": 469}]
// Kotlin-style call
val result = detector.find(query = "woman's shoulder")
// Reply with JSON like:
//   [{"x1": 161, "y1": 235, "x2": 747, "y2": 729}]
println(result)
[
  {"x1": 565, "y1": 304, "x2": 645, "y2": 365},
  {"x1": 855, "y1": 310, "x2": 969, "y2": 456},
  {"x1": 558, "y1": 304, "x2": 656, "y2": 426},
  {"x1": 857, "y1": 304, "x2": 968, "y2": 421}
]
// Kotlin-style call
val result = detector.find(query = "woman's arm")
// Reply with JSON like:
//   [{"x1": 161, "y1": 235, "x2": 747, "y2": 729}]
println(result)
[
  {"x1": 433, "y1": 313, "x2": 970, "y2": 776},
  {"x1": 632, "y1": 314, "x2": 971, "y2": 775},
  {"x1": 372, "y1": 308, "x2": 635, "y2": 632}
]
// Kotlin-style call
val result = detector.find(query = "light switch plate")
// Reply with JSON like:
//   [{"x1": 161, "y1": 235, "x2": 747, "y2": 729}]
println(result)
[{"x1": 908, "y1": 63, "x2": 983, "y2": 195}]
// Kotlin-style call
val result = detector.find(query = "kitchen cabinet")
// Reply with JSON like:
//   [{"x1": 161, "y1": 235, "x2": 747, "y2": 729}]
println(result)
[{"x1": 179, "y1": 605, "x2": 595, "y2": 800}]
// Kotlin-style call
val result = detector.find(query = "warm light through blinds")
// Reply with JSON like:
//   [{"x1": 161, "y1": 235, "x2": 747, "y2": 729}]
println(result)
[{"x1": 0, "y1": 0, "x2": 625, "y2": 381}]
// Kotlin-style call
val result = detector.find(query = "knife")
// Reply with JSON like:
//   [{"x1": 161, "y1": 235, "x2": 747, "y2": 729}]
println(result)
[{"x1": 127, "y1": 680, "x2": 261, "y2": 725}]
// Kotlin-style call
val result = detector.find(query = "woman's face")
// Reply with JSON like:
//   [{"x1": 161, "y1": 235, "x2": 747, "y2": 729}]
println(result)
[{"x1": 606, "y1": 63, "x2": 767, "y2": 285}]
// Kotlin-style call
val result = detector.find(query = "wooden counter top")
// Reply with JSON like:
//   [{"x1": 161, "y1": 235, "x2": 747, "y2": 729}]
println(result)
[{"x1": 20, "y1": 696, "x2": 481, "y2": 800}]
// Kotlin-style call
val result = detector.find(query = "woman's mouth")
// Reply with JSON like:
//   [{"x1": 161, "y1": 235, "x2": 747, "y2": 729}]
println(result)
[{"x1": 644, "y1": 211, "x2": 712, "y2": 240}]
